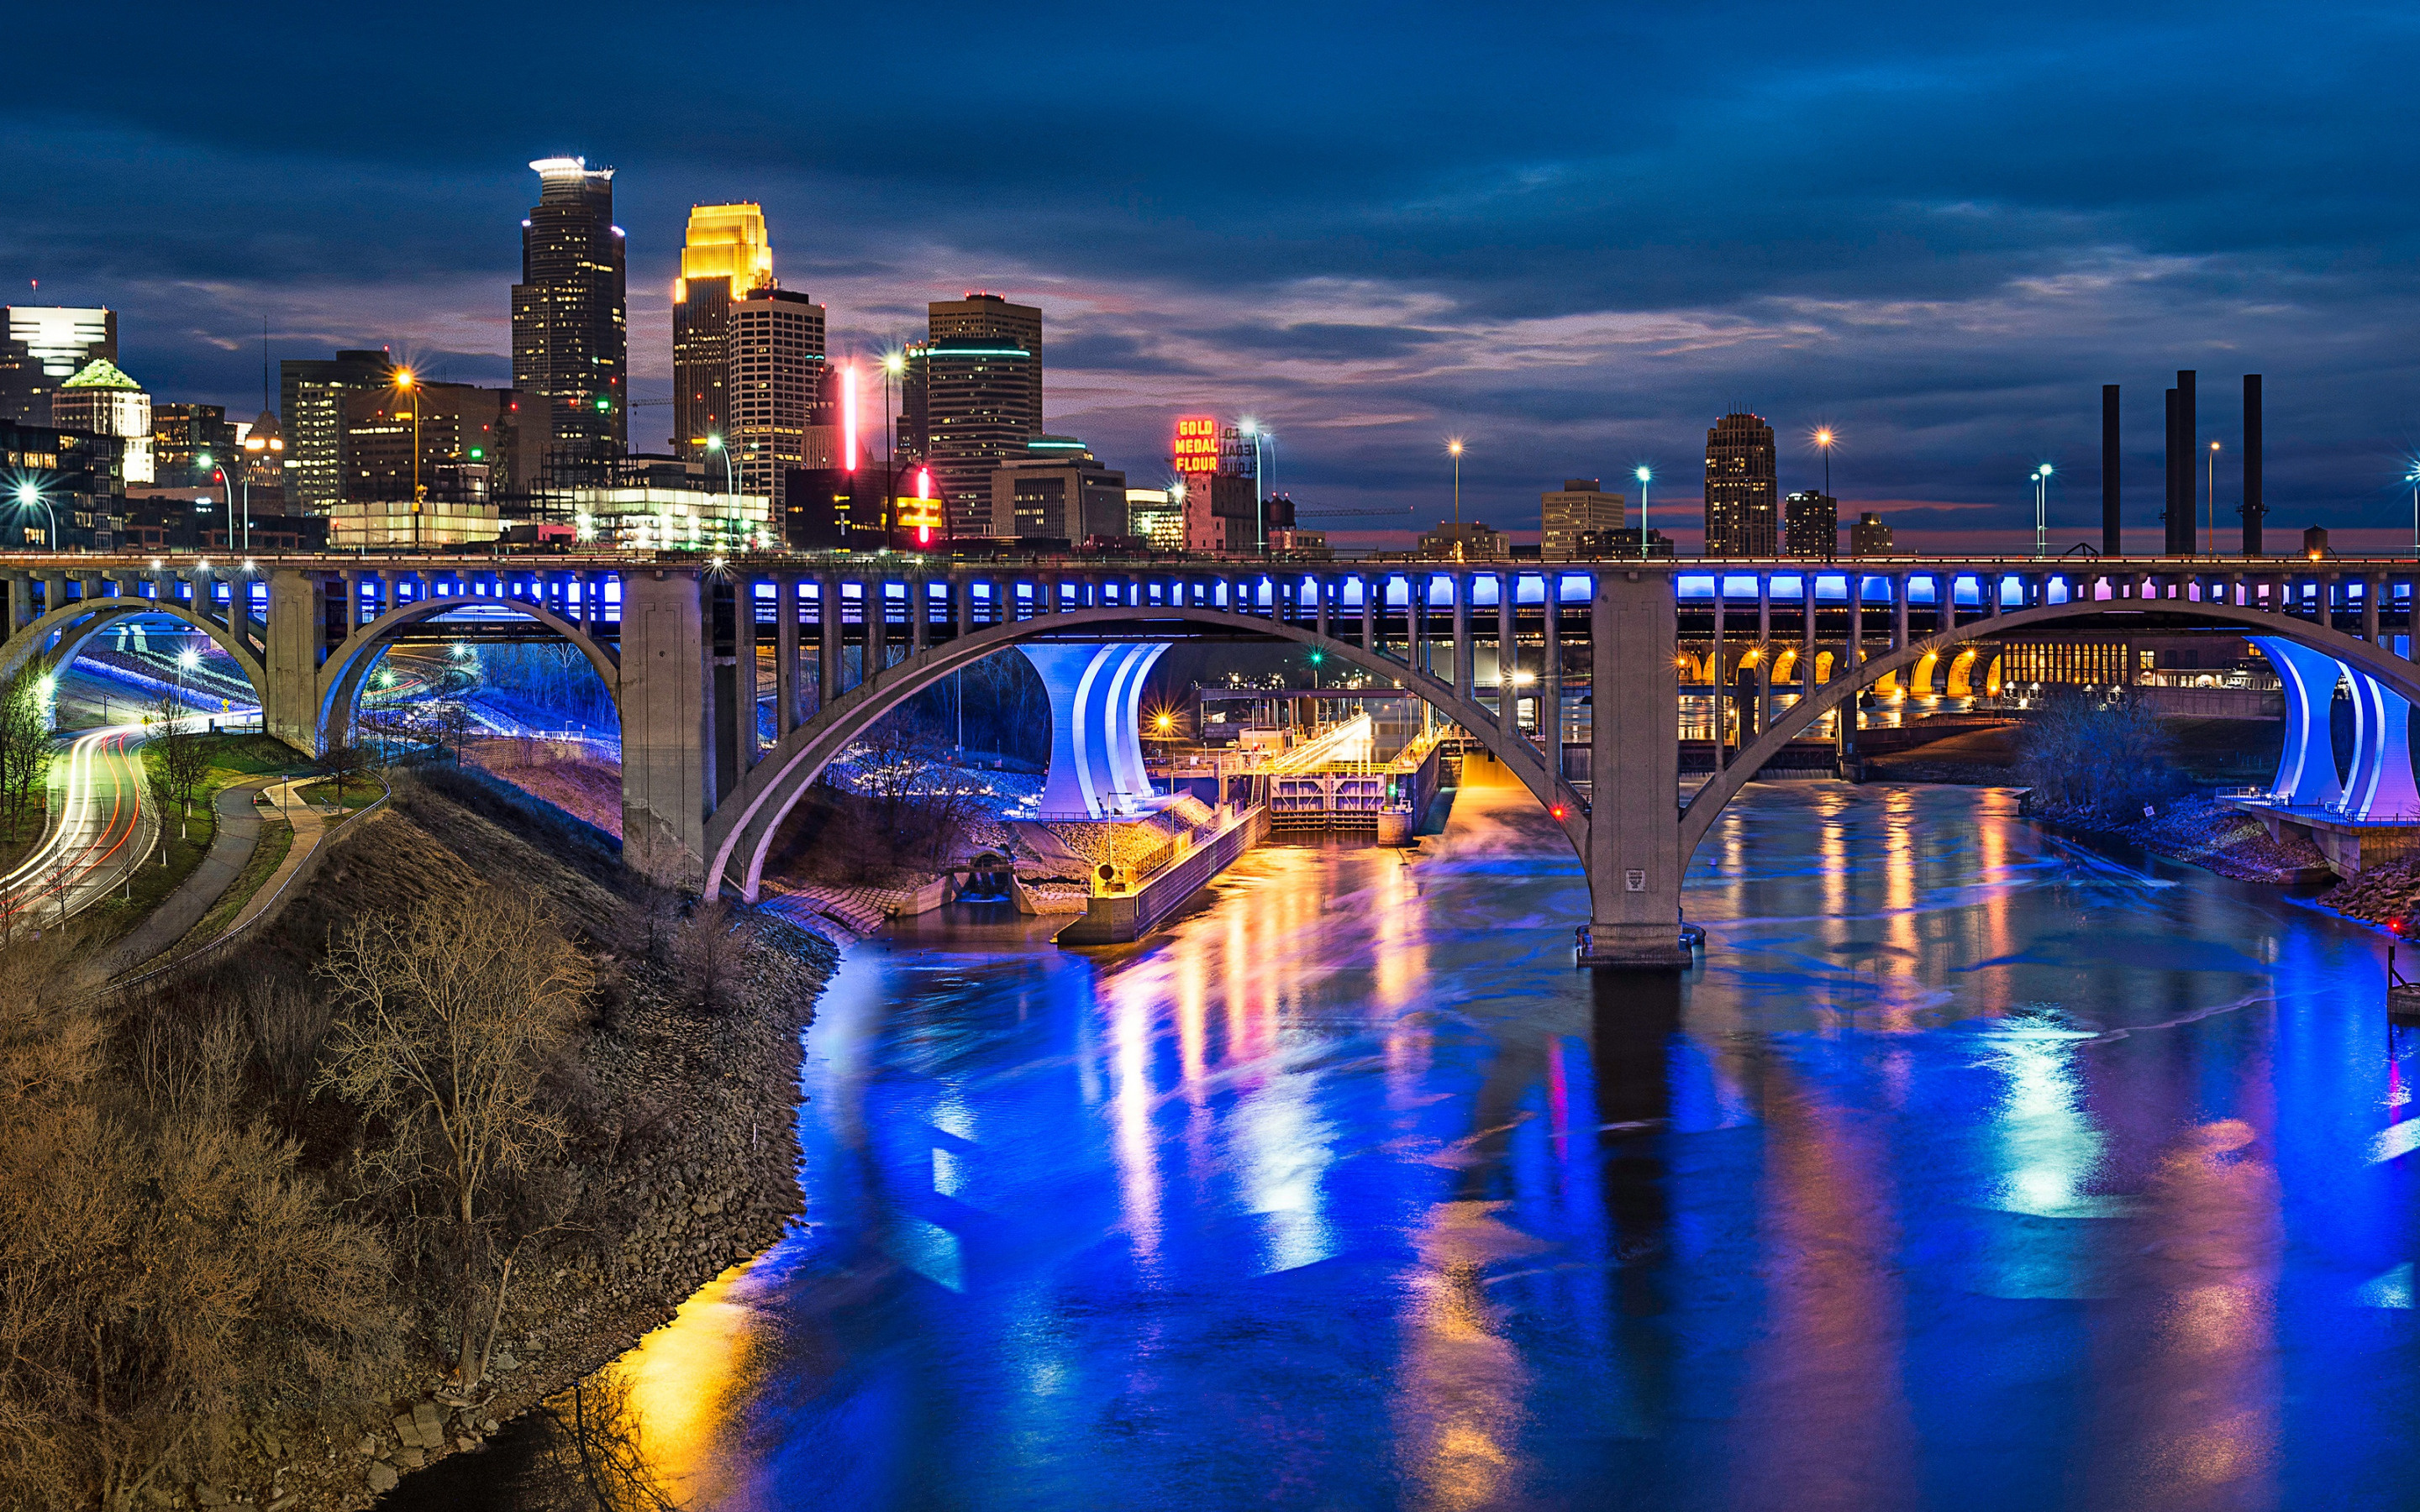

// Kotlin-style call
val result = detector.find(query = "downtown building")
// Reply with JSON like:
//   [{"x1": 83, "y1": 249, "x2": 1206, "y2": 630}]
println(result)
[
  {"x1": 0, "y1": 306, "x2": 116, "y2": 426},
  {"x1": 151, "y1": 402, "x2": 239, "y2": 489},
  {"x1": 729, "y1": 286, "x2": 829, "y2": 511},
  {"x1": 281, "y1": 349, "x2": 397, "y2": 514},
  {"x1": 1783, "y1": 489, "x2": 1838, "y2": 559},
  {"x1": 671, "y1": 203, "x2": 773, "y2": 463},
  {"x1": 1702, "y1": 411, "x2": 1778, "y2": 556},
  {"x1": 512, "y1": 156, "x2": 627, "y2": 486},
  {"x1": 901, "y1": 292, "x2": 1044, "y2": 539},
  {"x1": 51, "y1": 359, "x2": 155, "y2": 485},
  {"x1": 1540, "y1": 478, "x2": 1624, "y2": 557},
  {"x1": 991, "y1": 435, "x2": 1127, "y2": 545},
  {"x1": 1850, "y1": 511, "x2": 1894, "y2": 556}
]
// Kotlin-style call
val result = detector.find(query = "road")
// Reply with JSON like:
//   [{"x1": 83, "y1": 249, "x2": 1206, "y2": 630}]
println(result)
[{"x1": 2, "y1": 723, "x2": 160, "y2": 927}]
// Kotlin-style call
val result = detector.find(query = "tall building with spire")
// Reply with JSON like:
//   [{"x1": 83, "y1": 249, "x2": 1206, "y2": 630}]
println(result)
[
  {"x1": 511, "y1": 156, "x2": 626, "y2": 483},
  {"x1": 1702, "y1": 411, "x2": 1777, "y2": 557},
  {"x1": 671, "y1": 203, "x2": 773, "y2": 463}
]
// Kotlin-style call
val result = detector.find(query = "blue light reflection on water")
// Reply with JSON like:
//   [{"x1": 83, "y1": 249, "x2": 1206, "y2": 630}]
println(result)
[{"x1": 418, "y1": 782, "x2": 2420, "y2": 1511}]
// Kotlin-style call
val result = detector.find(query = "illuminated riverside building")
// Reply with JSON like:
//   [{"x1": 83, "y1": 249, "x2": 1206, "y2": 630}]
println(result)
[
  {"x1": 902, "y1": 293, "x2": 1044, "y2": 538},
  {"x1": 1850, "y1": 510, "x2": 1894, "y2": 556},
  {"x1": 729, "y1": 287, "x2": 828, "y2": 509},
  {"x1": 336, "y1": 380, "x2": 536, "y2": 504},
  {"x1": 0, "y1": 306, "x2": 115, "y2": 425},
  {"x1": 1703, "y1": 411, "x2": 1777, "y2": 556},
  {"x1": 512, "y1": 156, "x2": 627, "y2": 480},
  {"x1": 1128, "y1": 487, "x2": 1184, "y2": 549},
  {"x1": 565, "y1": 484, "x2": 771, "y2": 552},
  {"x1": 992, "y1": 435, "x2": 1127, "y2": 543},
  {"x1": 1540, "y1": 478, "x2": 1624, "y2": 556},
  {"x1": 151, "y1": 402, "x2": 238, "y2": 488},
  {"x1": 51, "y1": 359, "x2": 154, "y2": 485},
  {"x1": 1784, "y1": 488, "x2": 1838, "y2": 559},
  {"x1": 671, "y1": 203, "x2": 774, "y2": 463}
]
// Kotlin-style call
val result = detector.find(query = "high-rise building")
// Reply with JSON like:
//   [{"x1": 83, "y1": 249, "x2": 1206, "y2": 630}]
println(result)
[
  {"x1": 512, "y1": 156, "x2": 627, "y2": 482},
  {"x1": 671, "y1": 203, "x2": 773, "y2": 462},
  {"x1": 0, "y1": 417, "x2": 123, "y2": 545},
  {"x1": 239, "y1": 410, "x2": 287, "y2": 513},
  {"x1": 152, "y1": 402, "x2": 239, "y2": 489},
  {"x1": 1703, "y1": 412, "x2": 1777, "y2": 556},
  {"x1": 992, "y1": 435, "x2": 1127, "y2": 543},
  {"x1": 1783, "y1": 489, "x2": 1838, "y2": 559},
  {"x1": 728, "y1": 286, "x2": 828, "y2": 509},
  {"x1": 51, "y1": 359, "x2": 154, "y2": 485},
  {"x1": 1540, "y1": 478, "x2": 1624, "y2": 556},
  {"x1": 0, "y1": 307, "x2": 116, "y2": 425},
  {"x1": 1850, "y1": 511, "x2": 1894, "y2": 556},
  {"x1": 901, "y1": 314, "x2": 1040, "y2": 540},
  {"x1": 1128, "y1": 488, "x2": 1184, "y2": 550},
  {"x1": 281, "y1": 349, "x2": 396, "y2": 513}
]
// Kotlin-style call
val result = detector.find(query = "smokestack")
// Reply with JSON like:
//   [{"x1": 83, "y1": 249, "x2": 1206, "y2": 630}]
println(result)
[
  {"x1": 2242, "y1": 374, "x2": 2263, "y2": 555},
  {"x1": 2102, "y1": 384, "x2": 2121, "y2": 556},
  {"x1": 2178, "y1": 389, "x2": 2197, "y2": 554},
  {"x1": 2175, "y1": 369, "x2": 2197, "y2": 554}
]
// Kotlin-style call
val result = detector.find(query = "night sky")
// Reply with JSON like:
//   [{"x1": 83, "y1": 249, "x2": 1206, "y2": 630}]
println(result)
[{"x1": 8, "y1": 2, "x2": 2417, "y2": 551}]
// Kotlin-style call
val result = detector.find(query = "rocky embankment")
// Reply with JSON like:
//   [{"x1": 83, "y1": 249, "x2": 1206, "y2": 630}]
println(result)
[
  {"x1": 2028, "y1": 793, "x2": 2329, "y2": 883},
  {"x1": 149, "y1": 767, "x2": 840, "y2": 1512},
  {"x1": 2315, "y1": 859, "x2": 2420, "y2": 929}
]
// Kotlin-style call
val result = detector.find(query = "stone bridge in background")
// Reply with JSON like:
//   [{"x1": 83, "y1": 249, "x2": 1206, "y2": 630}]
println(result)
[{"x1": 0, "y1": 550, "x2": 2412, "y2": 966}]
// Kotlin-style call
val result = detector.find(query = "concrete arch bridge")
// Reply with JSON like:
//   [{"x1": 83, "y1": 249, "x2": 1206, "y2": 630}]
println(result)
[{"x1": 0, "y1": 552, "x2": 2411, "y2": 965}]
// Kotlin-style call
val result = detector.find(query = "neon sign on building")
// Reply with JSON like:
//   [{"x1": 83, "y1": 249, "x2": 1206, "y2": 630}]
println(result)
[{"x1": 1173, "y1": 415, "x2": 1220, "y2": 475}]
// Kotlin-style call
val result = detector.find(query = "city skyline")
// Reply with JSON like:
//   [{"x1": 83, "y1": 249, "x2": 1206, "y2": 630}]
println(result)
[{"x1": 8, "y1": 5, "x2": 2419, "y2": 551}]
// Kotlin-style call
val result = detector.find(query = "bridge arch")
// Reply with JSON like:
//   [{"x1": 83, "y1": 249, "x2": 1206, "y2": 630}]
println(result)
[
  {"x1": 0, "y1": 596, "x2": 268, "y2": 705},
  {"x1": 1680, "y1": 597, "x2": 2420, "y2": 866},
  {"x1": 702, "y1": 604, "x2": 1588, "y2": 901},
  {"x1": 313, "y1": 596, "x2": 621, "y2": 750}
]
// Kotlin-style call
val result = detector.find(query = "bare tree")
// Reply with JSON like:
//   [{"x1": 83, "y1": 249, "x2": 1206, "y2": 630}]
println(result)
[
  {"x1": 0, "y1": 658, "x2": 55, "y2": 839},
  {"x1": 671, "y1": 895, "x2": 755, "y2": 1016},
  {"x1": 313, "y1": 740, "x2": 369, "y2": 806},
  {"x1": 316, "y1": 890, "x2": 594, "y2": 1389}
]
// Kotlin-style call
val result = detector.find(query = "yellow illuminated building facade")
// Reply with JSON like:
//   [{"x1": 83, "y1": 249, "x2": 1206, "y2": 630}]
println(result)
[{"x1": 673, "y1": 203, "x2": 775, "y2": 465}]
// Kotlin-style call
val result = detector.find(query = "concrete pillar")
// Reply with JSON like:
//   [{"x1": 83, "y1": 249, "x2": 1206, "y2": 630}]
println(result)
[
  {"x1": 1801, "y1": 572, "x2": 1818, "y2": 690},
  {"x1": 1846, "y1": 572, "x2": 1863, "y2": 674},
  {"x1": 955, "y1": 575, "x2": 973, "y2": 638},
  {"x1": 1582, "y1": 569, "x2": 1688, "y2": 968},
  {"x1": 7, "y1": 575, "x2": 28, "y2": 633},
  {"x1": 865, "y1": 575, "x2": 887, "y2": 677},
  {"x1": 1497, "y1": 570, "x2": 1517, "y2": 735},
  {"x1": 816, "y1": 574, "x2": 839, "y2": 710},
  {"x1": 1543, "y1": 572, "x2": 1564, "y2": 753},
  {"x1": 2365, "y1": 575, "x2": 2382, "y2": 645},
  {"x1": 776, "y1": 575, "x2": 800, "y2": 738},
  {"x1": 734, "y1": 574, "x2": 760, "y2": 772},
  {"x1": 1452, "y1": 573, "x2": 1473, "y2": 703},
  {"x1": 911, "y1": 572, "x2": 930, "y2": 655},
  {"x1": 619, "y1": 570, "x2": 712, "y2": 890},
  {"x1": 262, "y1": 570, "x2": 322, "y2": 752},
  {"x1": 1314, "y1": 574, "x2": 1331, "y2": 640},
  {"x1": 1361, "y1": 574, "x2": 1377, "y2": 654},
  {"x1": 1711, "y1": 575, "x2": 1728, "y2": 770}
]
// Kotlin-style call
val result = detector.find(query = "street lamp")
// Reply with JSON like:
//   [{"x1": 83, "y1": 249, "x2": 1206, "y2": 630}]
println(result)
[
  {"x1": 392, "y1": 369, "x2": 424, "y2": 551},
  {"x1": 13, "y1": 482, "x2": 55, "y2": 549},
  {"x1": 1242, "y1": 419, "x2": 1276, "y2": 554},
  {"x1": 2407, "y1": 462, "x2": 2420, "y2": 558},
  {"x1": 1447, "y1": 438, "x2": 1464, "y2": 525},
  {"x1": 705, "y1": 433, "x2": 738, "y2": 528},
  {"x1": 2032, "y1": 465, "x2": 2053, "y2": 559},
  {"x1": 883, "y1": 350, "x2": 905, "y2": 533},
  {"x1": 2207, "y1": 439, "x2": 2220, "y2": 557},
  {"x1": 1634, "y1": 465, "x2": 1653, "y2": 559}
]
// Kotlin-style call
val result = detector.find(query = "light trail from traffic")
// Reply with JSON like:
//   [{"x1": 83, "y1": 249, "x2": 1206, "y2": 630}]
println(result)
[{"x1": 0, "y1": 723, "x2": 158, "y2": 927}]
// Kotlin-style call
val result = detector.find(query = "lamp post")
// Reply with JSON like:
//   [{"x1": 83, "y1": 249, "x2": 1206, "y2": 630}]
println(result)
[
  {"x1": 13, "y1": 482, "x2": 55, "y2": 549},
  {"x1": 1634, "y1": 465, "x2": 1652, "y2": 559},
  {"x1": 2407, "y1": 462, "x2": 2420, "y2": 558},
  {"x1": 1447, "y1": 438, "x2": 1464, "y2": 526},
  {"x1": 392, "y1": 369, "x2": 423, "y2": 552},
  {"x1": 883, "y1": 350, "x2": 905, "y2": 535},
  {"x1": 2207, "y1": 439, "x2": 2220, "y2": 558},
  {"x1": 2032, "y1": 465, "x2": 2054, "y2": 559},
  {"x1": 706, "y1": 434, "x2": 738, "y2": 546},
  {"x1": 1242, "y1": 419, "x2": 1276, "y2": 554}
]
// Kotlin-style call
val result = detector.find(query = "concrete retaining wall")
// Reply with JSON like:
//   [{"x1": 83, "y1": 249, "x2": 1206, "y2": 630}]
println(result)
[{"x1": 1055, "y1": 806, "x2": 1268, "y2": 945}]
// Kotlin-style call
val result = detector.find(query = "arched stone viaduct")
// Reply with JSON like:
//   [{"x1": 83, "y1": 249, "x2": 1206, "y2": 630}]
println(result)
[{"x1": 1, "y1": 552, "x2": 2411, "y2": 966}]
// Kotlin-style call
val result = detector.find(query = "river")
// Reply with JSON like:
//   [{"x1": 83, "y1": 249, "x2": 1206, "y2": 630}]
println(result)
[{"x1": 399, "y1": 775, "x2": 2420, "y2": 1511}]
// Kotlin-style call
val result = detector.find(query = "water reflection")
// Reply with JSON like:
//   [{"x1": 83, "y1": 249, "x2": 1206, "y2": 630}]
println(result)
[{"x1": 395, "y1": 783, "x2": 2420, "y2": 1512}]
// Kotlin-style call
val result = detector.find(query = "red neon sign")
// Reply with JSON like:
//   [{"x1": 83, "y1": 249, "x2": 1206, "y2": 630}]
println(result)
[
  {"x1": 840, "y1": 363, "x2": 859, "y2": 473},
  {"x1": 1173, "y1": 414, "x2": 1220, "y2": 475}
]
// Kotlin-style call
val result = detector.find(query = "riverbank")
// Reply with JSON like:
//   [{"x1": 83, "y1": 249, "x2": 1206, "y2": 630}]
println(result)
[
  {"x1": 106, "y1": 767, "x2": 844, "y2": 1512},
  {"x1": 2026, "y1": 791, "x2": 2330, "y2": 883}
]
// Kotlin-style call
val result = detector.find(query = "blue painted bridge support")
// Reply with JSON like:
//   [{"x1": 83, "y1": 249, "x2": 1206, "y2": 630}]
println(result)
[
  {"x1": 1019, "y1": 643, "x2": 1171, "y2": 821},
  {"x1": 2250, "y1": 635, "x2": 2420, "y2": 820}
]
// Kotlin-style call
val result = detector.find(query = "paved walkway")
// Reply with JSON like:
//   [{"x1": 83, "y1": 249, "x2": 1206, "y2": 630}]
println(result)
[
  {"x1": 217, "y1": 779, "x2": 327, "y2": 939},
  {"x1": 93, "y1": 775, "x2": 276, "y2": 978}
]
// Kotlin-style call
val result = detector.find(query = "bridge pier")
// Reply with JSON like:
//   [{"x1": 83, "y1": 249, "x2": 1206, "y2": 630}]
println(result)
[{"x1": 1581, "y1": 570, "x2": 1691, "y2": 969}]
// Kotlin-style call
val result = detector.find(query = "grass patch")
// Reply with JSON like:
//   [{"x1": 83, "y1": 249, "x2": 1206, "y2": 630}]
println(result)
[
  {"x1": 295, "y1": 780, "x2": 381, "y2": 814},
  {"x1": 81, "y1": 735, "x2": 306, "y2": 944},
  {"x1": 166, "y1": 813, "x2": 296, "y2": 956}
]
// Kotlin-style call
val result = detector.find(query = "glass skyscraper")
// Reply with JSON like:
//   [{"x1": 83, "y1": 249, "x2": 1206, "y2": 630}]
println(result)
[{"x1": 512, "y1": 156, "x2": 627, "y2": 483}]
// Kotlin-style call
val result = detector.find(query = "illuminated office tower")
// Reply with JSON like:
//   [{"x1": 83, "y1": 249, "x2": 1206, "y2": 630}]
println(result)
[
  {"x1": 1702, "y1": 411, "x2": 1778, "y2": 556},
  {"x1": 901, "y1": 293, "x2": 1044, "y2": 539},
  {"x1": 281, "y1": 349, "x2": 396, "y2": 513},
  {"x1": 51, "y1": 358, "x2": 154, "y2": 484},
  {"x1": 1540, "y1": 478, "x2": 1625, "y2": 556},
  {"x1": 152, "y1": 402, "x2": 239, "y2": 488},
  {"x1": 512, "y1": 155, "x2": 626, "y2": 480},
  {"x1": 0, "y1": 306, "x2": 116, "y2": 425},
  {"x1": 729, "y1": 286, "x2": 827, "y2": 512},
  {"x1": 671, "y1": 203, "x2": 773, "y2": 462}
]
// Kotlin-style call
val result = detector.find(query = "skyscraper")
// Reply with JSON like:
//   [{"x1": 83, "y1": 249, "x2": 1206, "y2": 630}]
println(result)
[
  {"x1": 900, "y1": 293, "x2": 1044, "y2": 539},
  {"x1": 512, "y1": 156, "x2": 626, "y2": 482},
  {"x1": 1783, "y1": 489, "x2": 1838, "y2": 559},
  {"x1": 281, "y1": 349, "x2": 396, "y2": 514},
  {"x1": 0, "y1": 307, "x2": 116, "y2": 425},
  {"x1": 51, "y1": 359, "x2": 155, "y2": 485},
  {"x1": 152, "y1": 402, "x2": 238, "y2": 489},
  {"x1": 728, "y1": 286, "x2": 827, "y2": 511},
  {"x1": 1540, "y1": 478, "x2": 1624, "y2": 556},
  {"x1": 671, "y1": 203, "x2": 773, "y2": 462},
  {"x1": 1702, "y1": 412, "x2": 1777, "y2": 556}
]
